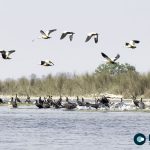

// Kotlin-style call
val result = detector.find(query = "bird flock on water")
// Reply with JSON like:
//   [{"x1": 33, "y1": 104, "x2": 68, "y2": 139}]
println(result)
[
  {"x1": 0, "y1": 28, "x2": 140, "y2": 67},
  {"x1": 4, "y1": 94, "x2": 147, "y2": 111}
]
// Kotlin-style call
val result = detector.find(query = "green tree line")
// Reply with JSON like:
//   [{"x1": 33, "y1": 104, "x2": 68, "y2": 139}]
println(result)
[{"x1": 0, "y1": 63, "x2": 150, "y2": 98}]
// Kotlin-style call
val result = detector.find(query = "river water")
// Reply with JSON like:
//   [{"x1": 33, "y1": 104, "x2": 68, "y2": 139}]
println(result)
[{"x1": 0, "y1": 105, "x2": 150, "y2": 150}]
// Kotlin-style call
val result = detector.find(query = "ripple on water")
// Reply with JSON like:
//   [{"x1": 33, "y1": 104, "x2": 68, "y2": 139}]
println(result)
[{"x1": 0, "y1": 106, "x2": 150, "y2": 150}]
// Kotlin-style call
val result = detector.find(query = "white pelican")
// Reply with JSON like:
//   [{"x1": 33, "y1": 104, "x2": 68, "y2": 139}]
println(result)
[
  {"x1": 85, "y1": 32, "x2": 99, "y2": 43},
  {"x1": 39, "y1": 29, "x2": 57, "y2": 39},
  {"x1": 101, "y1": 52, "x2": 120, "y2": 64},
  {"x1": 125, "y1": 40, "x2": 140, "y2": 49},
  {"x1": 60, "y1": 31, "x2": 75, "y2": 41},
  {"x1": 40, "y1": 60, "x2": 54, "y2": 66},
  {"x1": 0, "y1": 50, "x2": 15, "y2": 59}
]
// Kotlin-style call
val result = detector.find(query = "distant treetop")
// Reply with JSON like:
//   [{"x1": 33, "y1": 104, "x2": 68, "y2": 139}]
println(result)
[{"x1": 95, "y1": 63, "x2": 136, "y2": 75}]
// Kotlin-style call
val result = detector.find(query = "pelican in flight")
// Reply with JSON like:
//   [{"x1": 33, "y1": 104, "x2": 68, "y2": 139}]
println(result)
[
  {"x1": 0, "y1": 50, "x2": 15, "y2": 59},
  {"x1": 60, "y1": 31, "x2": 75, "y2": 41},
  {"x1": 125, "y1": 40, "x2": 140, "y2": 49},
  {"x1": 101, "y1": 52, "x2": 120, "y2": 64},
  {"x1": 85, "y1": 32, "x2": 99, "y2": 43},
  {"x1": 39, "y1": 29, "x2": 57, "y2": 39},
  {"x1": 40, "y1": 60, "x2": 54, "y2": 66}
]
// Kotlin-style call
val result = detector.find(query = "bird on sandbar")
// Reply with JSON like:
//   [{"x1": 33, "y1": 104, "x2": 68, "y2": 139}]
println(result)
[
  {"x1": 60, "y1": 31, "x2": 75, "y2": 41},
  {"x1": 139, "y1": 98, "x2": 145, "y2": 109},
  {"x1": 125, "y1": 40, "x2": 140, "y2": 49},
  {"x1": 85, "y1": 32, "x2": 99, "y2": 43},
  {"x1": 0, "y1": 50, "x2": 15, "y2": 59},
  {"x1": 40, "y1": 60, "x2": 54, "y2": 67},
  {"x1": 8, "y1": 97, "x2": 17, "y2": 108},
  {"x1": 101, "y1": 52, "x2": 120, "y2": 64}
]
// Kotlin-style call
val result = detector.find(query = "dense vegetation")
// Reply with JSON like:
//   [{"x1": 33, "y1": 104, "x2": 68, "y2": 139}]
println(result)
[{"x1": 1, "y1": 63, "x2": 150, "y2": 98}]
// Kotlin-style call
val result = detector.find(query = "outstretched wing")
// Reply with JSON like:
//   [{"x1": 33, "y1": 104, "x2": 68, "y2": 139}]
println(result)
[
  {"x1": 94, "y1": 34, "x2": 98, "y2": 43},
  {"x1": 40, "y1": 30, "x2": 47, "y2": 36},
  {"x1": 49, "y1": 60, "x2": 54, "y2": 65},
  {"x1": 133, "y1": 40, "x2": 140, "y2": 44},
  {"x1": 0, "y1": 50, "x2": 4, "y2": 53},
  {"x1": 101, "y1": 52, "x2": 112, "y2": 61},
  {"x1": 113, "y1": 54, "x2": 120, "y2": 61},
  {"x1": 47, "y1": 29, "x2": 57, "y2": 36},
  {"x1": 60, "y1": 32, "x2": 68, "y2": 40},
  {"x1": 85, "y1": 35, "x2": 92, "y2": 42},
  {"x1": 8, "y1": 50, "x2": 15, "y2": 56},
  {"x1": 125, "y1": 43, "x2": 129, "y2": 46},
  {"x1": 69, "y1": 34, "x2": 73, "y2": 41},
  {"x1": 130, "y1": 40, "x2": 140, "y2": 46},
  {"x1": 41, "y1": 61, "x2": 46, "y2": 65}
]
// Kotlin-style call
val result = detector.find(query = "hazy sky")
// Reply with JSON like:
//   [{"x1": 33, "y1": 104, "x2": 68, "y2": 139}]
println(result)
[{"x1": 0, "y1": 0, "x2": 150, "y2": 79}]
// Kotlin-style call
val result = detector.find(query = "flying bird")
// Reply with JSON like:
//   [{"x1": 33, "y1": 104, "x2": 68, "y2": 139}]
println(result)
[
  {"x1": 38, "y1": 29, "x2": 57, "y2": 40},
  {"x1": 40, "y1": 60, "x2": 54, "y2": 66},
  {"x1": 0, "y1": 50, "x2": 15, "y2": 59},
  {"x1": 60, "y1": 31, "x2": 75, "y2": 41},
  {"x1": 85, "y1": 32, "x2": 99, "y2": 43},
  {"x1": 101, "y1": 52, "x2": 120, "y2": 64},
  {"x1": 125, "y1": 40, "x2": 140, "y2": 49}
]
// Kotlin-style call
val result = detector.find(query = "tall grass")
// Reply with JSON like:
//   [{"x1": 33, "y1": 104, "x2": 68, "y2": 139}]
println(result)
[{"x1": 0, "y1": 63, "x2": 150, "y2": 98}]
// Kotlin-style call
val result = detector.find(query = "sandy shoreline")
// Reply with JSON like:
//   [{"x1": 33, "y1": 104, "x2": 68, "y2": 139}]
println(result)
[{"x1": 0, "y1": 93, "x2": 149, "y2": 101}]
